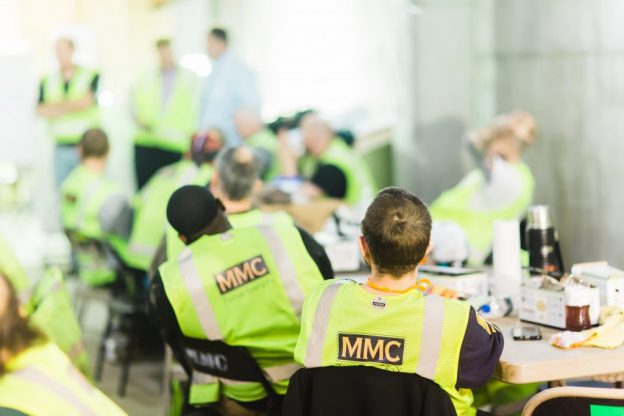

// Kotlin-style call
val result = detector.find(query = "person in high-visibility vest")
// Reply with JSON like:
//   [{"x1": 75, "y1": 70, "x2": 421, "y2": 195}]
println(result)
[
  {"x1": 126, "y1": 129, "x2": 224, "y2": 272},
  {"x1": 234, "y1": 108, "x2": 280, "y2": 182},
  {"x1": 36, "y1": 37, "x2": 101, "y2": 187},
  {"x1": 148, "y1": 185, "x2": 333, "y2": 415},
  {"x1": 430, "y1": 111, "x2": 537, "y2": 266},
  {"x1": 131, "y1": 38, "x2": 200, "y2": 189},
  {"x1": 279, "y1": 113, "x2": 376, "y2": 209},
  {"x1": 0, "y1": 273, "x2": 128, "y2": 416},
  {"x1": 61, "y1": 128, "x2": 132, "y2": 286},
  {"x1": 294, "y1": 187, "x2": 504, "y2": 416},
  {"x1": 162, "y1": 146, "x2": 332, "y2": 279}
]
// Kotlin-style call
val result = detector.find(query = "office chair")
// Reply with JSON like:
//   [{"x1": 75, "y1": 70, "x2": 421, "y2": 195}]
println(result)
[
  {"x1": 522, "y1": 386, "x2": 624, "y2": 416},
  {"x1": 181, "y1": 338, "x2": 283, "y2": 416},
  {"x1": 282, "y1": 366, "x2": 457, "y2": 416}
]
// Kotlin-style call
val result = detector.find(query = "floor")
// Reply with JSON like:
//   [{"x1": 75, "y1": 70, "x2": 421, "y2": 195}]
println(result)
[{"x1": 80, "y1": 293, "x2": 168, "y2": 416}]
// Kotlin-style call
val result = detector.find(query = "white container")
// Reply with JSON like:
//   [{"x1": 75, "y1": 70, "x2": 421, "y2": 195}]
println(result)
[{"x1": 571, "y1": 262, "x2": 624, "y2": 307}]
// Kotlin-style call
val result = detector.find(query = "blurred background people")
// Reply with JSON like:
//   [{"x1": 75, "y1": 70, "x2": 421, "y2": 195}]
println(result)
[
  {"x1": 198, "y1": 27, "x2": 260, "y2": 146},
  {"x1": 0, "y1": 273, "x2": 128, "y2": 416},
  {"x1": 279, "y1": 113, "x2": 376, "y2": 208},
  {"x1": 61, "y1": 128, "x2": 132, "y2": 286},
  {"x1": 36, "y1": 37, "x2": 100, "y2": 187},
  {"x1": 126, "y1": 129, "x2": 224, "y2": 272},
  {"x1": 131, "y1": 38, "x2": 199, "y2": 190},
  {"x1": 429, "y1": 111, "x2": 537, "y2": 265},
  {"x1": 235, "y1": 108, "x2": 280, "y2": 181}
]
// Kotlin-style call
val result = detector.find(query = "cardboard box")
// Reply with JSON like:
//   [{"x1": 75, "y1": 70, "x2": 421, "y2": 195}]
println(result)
[{"x1": 519, "y1": 278, "x2": 600, "y2": 329}]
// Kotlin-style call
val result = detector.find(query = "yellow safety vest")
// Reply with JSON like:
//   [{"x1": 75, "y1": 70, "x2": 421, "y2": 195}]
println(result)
[
  {"x1": 42, "y1": 67, "x2": 100, "y2": 144},
  {"x1": 0, "y1": 343, "x2": 127, "y2": 416},
  {"x1": 166, "y1": 208, "x2": 294, "y2": 261},
  {"x1": 430, "y1": 162, "x2": 535, "y2": 265},
  {"x1": 299, "y1": 139, "x2": 376, "y2": 206},
  {"x1": 61, "y1": 165, "x2": 129, "y2": 285},
  {"x1": 23, "y1": 267, "x2": 91, "y2": 378},
  {"x1": 132, "y1": 67, "x2": 199, "y2": 153},
  {"x1": 127, "y1": 161, "x2": 213, "y2": 271},
  {"x1": 295, "y1": 279, "x2": 476, "y2": 416},
  {"x1": 159, "y1": 224, "x2": 324, "y2": 405}
]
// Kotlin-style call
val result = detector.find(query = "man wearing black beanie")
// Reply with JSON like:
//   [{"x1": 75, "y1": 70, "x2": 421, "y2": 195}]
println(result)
[{"x1": 148, "y1": 185, "x2": 331, "y2": 416}]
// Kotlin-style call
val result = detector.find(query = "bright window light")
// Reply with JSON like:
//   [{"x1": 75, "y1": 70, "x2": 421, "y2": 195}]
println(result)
[
  {"x1": 180, "y1": 53, "x2": 212, "y2": 77},
  {"x1": 98, "y1": 90, "x2": 115, "y2": 107}
]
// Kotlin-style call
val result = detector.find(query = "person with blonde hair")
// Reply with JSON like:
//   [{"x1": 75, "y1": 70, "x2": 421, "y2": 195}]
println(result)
[{"x1": 0, "y1": 273, "x2": 127, "y2": 415}]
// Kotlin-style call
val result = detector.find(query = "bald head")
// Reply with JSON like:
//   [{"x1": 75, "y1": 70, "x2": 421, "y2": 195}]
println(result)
[
  {"x1": 235, "y1": 108, "x2": 264, "y2": 140},
  {"x1": 301, "y1": 114, "x2": 333, "y2": 157},
  {"x1": 213, "y1": 146, "x2": 261, "y2": 202}
]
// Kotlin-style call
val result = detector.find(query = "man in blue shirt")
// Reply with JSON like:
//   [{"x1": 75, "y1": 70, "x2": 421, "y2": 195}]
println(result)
[{"x1": 198, "y1": 28, "x2": 260, "y2": 146}]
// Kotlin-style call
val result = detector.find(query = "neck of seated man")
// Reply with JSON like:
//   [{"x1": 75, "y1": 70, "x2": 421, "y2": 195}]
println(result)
[{"x1": 363, "y1": 265, "x2": 420, "y2": 296}]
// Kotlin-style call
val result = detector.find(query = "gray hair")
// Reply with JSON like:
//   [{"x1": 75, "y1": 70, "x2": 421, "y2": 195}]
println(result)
[{"x1": 215, "y1": 146, "x2": 261, "y2": 201}]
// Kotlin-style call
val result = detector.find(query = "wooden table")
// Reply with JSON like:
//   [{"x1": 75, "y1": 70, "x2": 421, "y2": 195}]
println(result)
[{"x1": 494, "y1": 317, "x2": 624, "y2": 385}]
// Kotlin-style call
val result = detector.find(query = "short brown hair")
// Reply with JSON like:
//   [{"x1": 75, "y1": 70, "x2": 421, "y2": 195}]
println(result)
[
  {"x1": 79, "y1": 128, "x2": 109, "y2": 159},
  {"x1": 361, "y1": 187, "x2": 432, "y2": 277},
  {"x1": 0, "y1": 274, "x2": 42, "y2": 375}
]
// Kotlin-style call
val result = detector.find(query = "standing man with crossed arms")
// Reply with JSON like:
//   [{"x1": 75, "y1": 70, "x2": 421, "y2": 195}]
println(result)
[{"x1": 37, "y1": 37, "x2": 100, "y2": 187}]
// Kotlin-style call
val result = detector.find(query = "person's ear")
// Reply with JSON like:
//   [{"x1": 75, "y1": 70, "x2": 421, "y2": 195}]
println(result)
[
  {"x1": 426, "y1": 236, "x2": 433, "y2": 255},
  {"x1": 358, "y1": 235, "x2": 372, "y2": 268},
  {"x1": 178, "y1": 234, "x2": 188, "y2": 245}
]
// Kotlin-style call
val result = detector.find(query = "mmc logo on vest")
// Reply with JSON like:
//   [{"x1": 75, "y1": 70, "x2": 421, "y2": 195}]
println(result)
[
  {"x1": 338, "y1": 333, "x2": 405, "y2": 365},
  {"x1": 214, "y1": 255, "x2": 270, "y2": 294}
]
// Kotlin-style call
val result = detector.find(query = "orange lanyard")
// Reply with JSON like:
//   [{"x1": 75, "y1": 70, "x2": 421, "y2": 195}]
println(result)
[{"x1": 366, "y1": 278, "x2": 432, "y2": 294}]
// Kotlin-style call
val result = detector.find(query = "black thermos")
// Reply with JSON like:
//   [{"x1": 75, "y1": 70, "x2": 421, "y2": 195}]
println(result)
[{"x1": 526, "y1": 205, "x2": 564, "y2": 273}]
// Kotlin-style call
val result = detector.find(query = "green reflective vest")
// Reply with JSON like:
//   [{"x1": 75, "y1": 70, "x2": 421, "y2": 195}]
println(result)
[
  {"x1": 166, "y1": 208, "x2": 294, "y2": 261},
  {"x1": 61, "y1": 165, "x2": 129, "y2": 285},
  {"x1": 246, "y1": 129, "x2": 279, "y2": 181},
  {"x1": 429, "y1": 162, "x2": 535, "y2": 265},
  {"x1": 42, "y1": 67, "x2": 100, "y2": 144},
  {"x1": 132, "y1": 67, "x2": 199, "y2": 153},
  {"x1": 299, "y1": 139, "x2": 376, "y2": 206},
  {"x1": 295, "y1": 279, "x2": 476, "y2": 416},
  {"x1": 0, "y1": 342, "x2": 127, "y2": 416},
  {"x1": 23, "y1": 267, "x2": 91, "y2": 378},
  {"x1": 159, "y1": 224, "x2": 324, "y2": 405},
  {"x1": 0, "y1": 233, "x2": 31, "y2": 303},
  {"x1": 127, "y1": 161, "x2": 213, "y2": 271}
]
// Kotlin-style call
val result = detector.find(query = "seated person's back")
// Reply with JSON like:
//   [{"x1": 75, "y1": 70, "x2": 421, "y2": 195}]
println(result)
[
  {"x1": 149, "y1": 185, "x2": 330, "y2": 413},
  {"x1": 295, "y1": 187, "x2": 504, "y2": 416},
  {"x1": 61, "y1": 128, "x2": 131, "y2": 242}
]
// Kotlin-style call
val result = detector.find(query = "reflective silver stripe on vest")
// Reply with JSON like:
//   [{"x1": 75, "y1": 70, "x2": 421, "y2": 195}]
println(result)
[
  {"x1": 75, "y1": 177, "x2": 104, "y2": 230},
  {"x1": 179, "y1": 247, "x2": 223, "y2": 340},
  {"x1": 128, "y1": 242, "x2": 157, "y2": 258},
  {"x1": 415, "y1": 294, "x2": 446, "y2": 380},
  {"x1": 14, "y1": 366, "x2": 97, "y2": 415},
  {"x1": 192, "y1": 372, "x2": 220, "y2": 385},
  {"x1": 261, "y1": 212, "x2": 274, "y2": 225},
  {"x1": 264, "y1": 362, "x2": 301, "y2": 382},
  {"x1": 256, "y1": 225, "x2": 305, "y2": 316},
  {"x1": 192, "y1": 362, "x2": 300, "y2": 388},
  {"x1": 304, "y1": 281, "x2": 347, "y2": 367},
  {"x1": 178, "y1": 165, "x2": 199, "y2": 187}
]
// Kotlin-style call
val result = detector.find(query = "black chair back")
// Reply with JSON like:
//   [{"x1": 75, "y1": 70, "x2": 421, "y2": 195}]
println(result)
[{"x1": 282, "y1": 366, "x2": 457, "y2": 416}]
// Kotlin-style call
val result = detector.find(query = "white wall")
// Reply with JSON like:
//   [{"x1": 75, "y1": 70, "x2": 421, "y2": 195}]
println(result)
[{"x1": 213, "y1": 0, "x2": 404, "y2": 124}]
